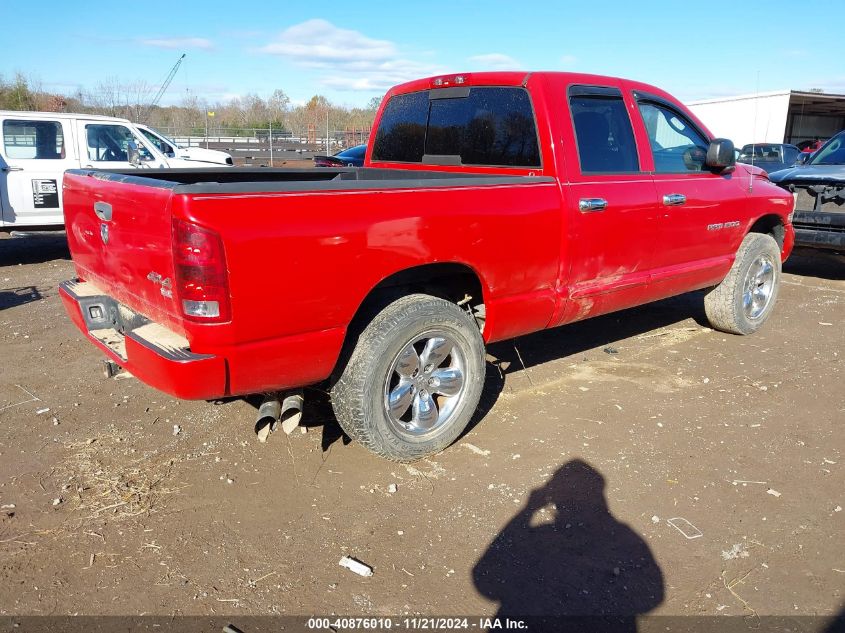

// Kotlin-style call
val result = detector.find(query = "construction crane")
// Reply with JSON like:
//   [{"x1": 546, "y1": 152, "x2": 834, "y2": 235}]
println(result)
[{"x1": 142, "y1": 53, "x2": 186, "y2": 121}]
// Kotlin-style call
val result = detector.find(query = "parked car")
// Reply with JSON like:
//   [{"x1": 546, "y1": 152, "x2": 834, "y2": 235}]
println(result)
[
  {"x1": 797, "y1": 139, "x2": 825, "y2": 153},
  {"x1": 768, "y1": 129, "x2": 845, "y2": 251},
  {"x1": 313, "y1": 144, "x2": 366, "y2": 167},
  {"x1": 737, "y1": 143, "x2": 801, "y2": 173},
  {"x1": 136, "y1": 124, "x2": 233, "y2": 166},
  {"x1": 59, "y1": 71, "x2": 794, "y2": 462},
  {"x1": 0, "y1": 111, "x2": 230, "y2": 231}
]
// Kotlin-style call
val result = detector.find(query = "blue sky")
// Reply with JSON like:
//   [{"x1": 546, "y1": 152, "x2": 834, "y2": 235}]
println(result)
[{"x1": 5, "y1": 0, "x2": 845, "y2": 108}]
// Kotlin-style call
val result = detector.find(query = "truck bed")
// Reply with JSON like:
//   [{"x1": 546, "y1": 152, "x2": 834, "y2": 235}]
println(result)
[
  {"x1": 61, "y1": 166, "x2": 561, "y2": 398},
  {"x1": 75, "y1": 167, "x2": 552, "y2": 194}
]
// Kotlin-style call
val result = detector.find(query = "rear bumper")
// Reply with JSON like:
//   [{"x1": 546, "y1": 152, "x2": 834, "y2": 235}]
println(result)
[
  {"x1": 793, "y1": 210, "x2": 845, "y2": 251},
  {"x1": 60, "y1": 279, "x2": 347, "y2": 400},
  {"x1": 60, "y1": 280, "x2": 227, "y2": 400}
]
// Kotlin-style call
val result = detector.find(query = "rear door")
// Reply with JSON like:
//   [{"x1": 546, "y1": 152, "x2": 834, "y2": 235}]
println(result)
[
  {"x1": 0, "y1": 116, "x2": 79, "y2": 227},
  {"x1": 75, "y1": 120, "x2": 167, "y2": 169},
  {"x1": 632, "y1": 94, "x2": 745, "y2": 297},
  {"x1": 554, "y1": 84, "x2": 659, "y2": 324}
]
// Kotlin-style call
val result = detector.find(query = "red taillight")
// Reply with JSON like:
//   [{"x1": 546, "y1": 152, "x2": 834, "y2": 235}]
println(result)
[{"x1": 172, "y1": 219, "x2": 231, "y2": 322}]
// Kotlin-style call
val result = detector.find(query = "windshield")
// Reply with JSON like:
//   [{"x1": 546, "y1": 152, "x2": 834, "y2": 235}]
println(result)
[
  {"x1": 740, "y1": 144, "x2": 783, "y2": 160},
  {"x1": 810, "y1": 131, "x2": 845, "y2": 165}
]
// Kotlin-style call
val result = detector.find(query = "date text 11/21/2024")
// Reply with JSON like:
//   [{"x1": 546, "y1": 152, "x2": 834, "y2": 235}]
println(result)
[{"x1": 306, "y1": 617, "x2": 528, "y2": 630}]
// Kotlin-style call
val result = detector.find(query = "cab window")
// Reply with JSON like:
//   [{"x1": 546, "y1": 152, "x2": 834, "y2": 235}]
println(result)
[
  {"x1": 569, "y1": 91, "x2": 639, "y2": 173},
  {"x1": 3, "y1": 120, "x2": 65, "y2": 160},
  {"x1": 638, "y1": 102, "x2": 708, "y2": 173},
  {"x1": 372, "y1": 87, "x2": 541, "y2": 167},
  {"x1": 85, "y1": 124, "x2": 153, "y2": 162}
]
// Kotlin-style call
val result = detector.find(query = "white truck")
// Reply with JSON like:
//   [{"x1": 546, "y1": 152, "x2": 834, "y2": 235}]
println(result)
[
  {"x1": 135, "y1": 124, "x2": 233, "y2": 166},
  {"x1": 0, "y1": 111, "x2": 232, "y2": 231}
]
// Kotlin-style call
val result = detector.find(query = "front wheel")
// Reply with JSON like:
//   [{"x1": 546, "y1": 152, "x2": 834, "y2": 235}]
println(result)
[
  {"x1": 704, "y1": 233, "x2": 782, "y2": 335},
  {"x1": 331, "y1": 294, "x2": 486, "y2": 462}
]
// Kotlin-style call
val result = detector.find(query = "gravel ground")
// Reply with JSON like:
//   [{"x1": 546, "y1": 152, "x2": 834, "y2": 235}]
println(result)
[{"x1": 0, "y1": 233, "x2": 842, "y2": 627}]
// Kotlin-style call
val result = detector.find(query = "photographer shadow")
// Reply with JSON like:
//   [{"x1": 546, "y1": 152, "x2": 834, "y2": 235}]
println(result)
[{"x1": 473, "y1": 460, "x2": 664, "y2": 631}]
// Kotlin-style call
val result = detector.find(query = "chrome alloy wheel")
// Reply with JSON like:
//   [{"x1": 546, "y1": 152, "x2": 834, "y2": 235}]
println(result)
[
  {"x1": 743, "y1": 253, "x2": 776, "y2": 319},
  {"x1": 383, "y1": 331, "x2": 466, "y2": 437}
]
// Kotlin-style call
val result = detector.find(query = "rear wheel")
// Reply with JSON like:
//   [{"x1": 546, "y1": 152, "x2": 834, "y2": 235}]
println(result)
[
  {"x1": 331, "y1": 294, "x2": 486, "y2": 462},
  {"x1": 704, "y1": 233, "x2": 782, "y2": 335}
]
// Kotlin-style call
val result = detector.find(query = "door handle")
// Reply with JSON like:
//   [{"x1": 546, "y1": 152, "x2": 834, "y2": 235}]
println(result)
[
  {"x1": 579, "y1": 198, "x2": 607, "y2": 213},
  {"x1": 1, "y1": 166, "x2": 23, "y2": 172},
  {"x1": 662, "y1": 193, "x2": 687, "y2": 206},
  {"x1": 93, "y1": 201, "x2": 112, "y2": 221}
]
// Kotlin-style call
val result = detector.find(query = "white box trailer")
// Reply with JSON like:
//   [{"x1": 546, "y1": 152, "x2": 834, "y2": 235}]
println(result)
[{"x1": 687, "y1": 90, "x2": 845, "y2": 148}]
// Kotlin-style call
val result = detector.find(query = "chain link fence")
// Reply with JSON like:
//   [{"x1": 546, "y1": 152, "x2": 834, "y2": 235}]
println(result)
[{"x1": 155, "y1": 126, "x2": 371, "y2": 166}]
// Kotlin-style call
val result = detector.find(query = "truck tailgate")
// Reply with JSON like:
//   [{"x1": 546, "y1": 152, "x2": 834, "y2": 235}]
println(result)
[{"x1": 63, "y1": 171, "x2": 184, "y2": 333}]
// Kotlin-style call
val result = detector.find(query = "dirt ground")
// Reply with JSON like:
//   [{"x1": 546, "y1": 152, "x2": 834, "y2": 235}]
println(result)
[{"x1": 0, "y1": 232, "x2": 842, "y2": 626}]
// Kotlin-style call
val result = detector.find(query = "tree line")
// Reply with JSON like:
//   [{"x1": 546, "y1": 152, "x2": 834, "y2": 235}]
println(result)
[{"x1": 0, "y1": 73, "x2": 380, "y2": 136}]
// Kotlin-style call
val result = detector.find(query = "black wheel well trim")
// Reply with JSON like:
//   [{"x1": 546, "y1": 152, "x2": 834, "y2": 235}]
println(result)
[{"x1": 748, "y1": 214, "x2": 786, "y2": 249}]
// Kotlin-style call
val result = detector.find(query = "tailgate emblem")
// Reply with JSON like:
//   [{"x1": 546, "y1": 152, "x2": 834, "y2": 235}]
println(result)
[{"x1": 100, "y1": 223, "x2": 109, "y2": 244}]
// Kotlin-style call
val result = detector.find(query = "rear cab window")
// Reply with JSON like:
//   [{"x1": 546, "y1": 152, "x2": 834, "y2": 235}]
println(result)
[{"x1": 371, "y1": 86, "x2": 541, "y2": 168}]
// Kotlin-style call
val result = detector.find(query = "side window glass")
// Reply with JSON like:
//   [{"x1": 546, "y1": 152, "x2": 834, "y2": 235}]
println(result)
[
  {"x1": 2, "y1": 120, "x2": 65, "y2": 160},
  {"x1": 141, "y1": 129, "x2": 172, "y2": 155},
  {"x1": 86, "y1": 125, "x2": 153, "y2": 162},
  {"x1": 638, "y1": 102, "x2": 708, "y2": 173},
  {"x1": 570, "y1": 95, "x2": 639, "y2": 173}
]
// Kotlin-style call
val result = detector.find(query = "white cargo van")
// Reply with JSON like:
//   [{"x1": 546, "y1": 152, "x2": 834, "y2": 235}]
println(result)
[
  {"x1": 0, "y1": 111, "x2": 231, "y2": 230},
  {"x1": 136, "y1": 124, "x2": 233, "y2": 166}
]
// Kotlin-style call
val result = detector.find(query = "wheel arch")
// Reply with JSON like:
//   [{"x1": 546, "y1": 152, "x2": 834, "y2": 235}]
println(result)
[
  {"x1": 331, "y1": 262, "x2": 489, "y2": 381},
  {"x1": 748, "y1": 214, "x2": 785, "y2": 249}
]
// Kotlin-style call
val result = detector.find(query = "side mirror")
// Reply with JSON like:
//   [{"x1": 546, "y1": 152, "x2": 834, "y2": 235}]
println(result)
[
  {"x1": 127, "y1": 141, "x2": 142, "y2": 167},
  {"x1": 705, "y1": 138, "x2": 736, "y2": 172},
  {"x1": 795, "y1": 153, "x2": 810, "y2": 165}
]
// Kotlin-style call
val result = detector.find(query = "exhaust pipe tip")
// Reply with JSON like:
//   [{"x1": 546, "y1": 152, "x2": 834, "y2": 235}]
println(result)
[
  {"x1": 254, "y1": 390, "x2": 305, "y2": 442},
  {"x1": 280, "y1": 391, "x2": 304, "y2": 435},
  {"x1": 254, "y1": 396, "x2": 282, "y2": 443}
]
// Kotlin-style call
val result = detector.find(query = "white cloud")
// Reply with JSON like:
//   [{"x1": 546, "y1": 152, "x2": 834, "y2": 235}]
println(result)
[
  {"x1": 258, "y1": 19, "x2": 443, "y2": 92},
  {"x1": 260, "y1": 19, "x2": 396, "y2": 65},
  {"x1": 559, "y1": 54, "x2": 577, "y2": 66},
  {"x1": 468, "y1": 53, "x2": 521, "y2": 70},
  {"x1": 139, "y1": 37, "x2": 213, "y2": 50}
]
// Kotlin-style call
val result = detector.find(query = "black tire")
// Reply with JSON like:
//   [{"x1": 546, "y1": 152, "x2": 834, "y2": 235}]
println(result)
[
  {"x1": 331, "y1": 294, "x2": 486, "y2": 462},
  {"x1": 704, "y1": 233, "x2": 782, "y2": 335}
]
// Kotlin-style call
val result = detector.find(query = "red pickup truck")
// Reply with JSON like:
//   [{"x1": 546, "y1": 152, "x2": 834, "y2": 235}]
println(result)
[{"x1": 60, "y1": 71, "x2": 795, "y2": 462}]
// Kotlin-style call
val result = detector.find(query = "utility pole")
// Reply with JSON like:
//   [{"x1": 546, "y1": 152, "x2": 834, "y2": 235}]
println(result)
[{"x1": 206, "y1": 110, "x2": 215, "y2": 149}]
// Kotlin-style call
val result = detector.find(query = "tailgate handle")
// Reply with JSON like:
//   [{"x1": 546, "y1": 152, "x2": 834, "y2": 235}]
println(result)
[{"x1": 93, "y1": 202, "x2": 113, "y2": 221}]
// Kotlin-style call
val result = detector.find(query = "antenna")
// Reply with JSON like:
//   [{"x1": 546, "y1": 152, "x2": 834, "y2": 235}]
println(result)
[{"x1": 750, "y1": 70, "x2": 760, "y2": 193}]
